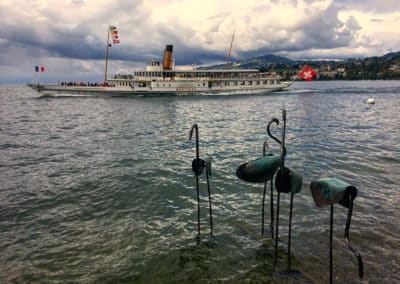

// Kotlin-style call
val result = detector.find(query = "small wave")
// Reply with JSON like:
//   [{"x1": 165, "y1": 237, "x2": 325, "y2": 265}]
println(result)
[
  {"x1": 292, "y1": 81, "x2": 400, "y2": 95},
  {"x1": 0, "y1": 143, "x2": 22, "y2": 150}
]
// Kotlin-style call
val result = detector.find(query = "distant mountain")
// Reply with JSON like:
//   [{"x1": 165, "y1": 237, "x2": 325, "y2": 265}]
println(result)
[
  {"x1": 382, "y1": 51, "x2": 400, "y2": 59},
  {"x1": 200, "y1": 54, "x2": 295, "y2": 70},
  {"x1": 200, "y1": 50, "x2": 400, "y2": 73},
  {"x1": 234, "y1": 54, "x2": 295, "y2": 69}
]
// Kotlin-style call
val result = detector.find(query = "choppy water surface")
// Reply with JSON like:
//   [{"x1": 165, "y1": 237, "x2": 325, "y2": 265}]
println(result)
[{"x1": 1, "y1": 81, "x2": 399, "y2": 283}]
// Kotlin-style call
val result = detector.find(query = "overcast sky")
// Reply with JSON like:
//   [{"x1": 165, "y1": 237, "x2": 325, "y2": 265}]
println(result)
[{"x1": 1, "y1": 0, "x2": 399, "y2": 83}]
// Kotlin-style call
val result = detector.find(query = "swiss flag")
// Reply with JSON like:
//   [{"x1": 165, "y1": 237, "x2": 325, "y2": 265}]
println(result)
[{"x1": 299, "y1": 65, "x2": 316, "y2": 81}]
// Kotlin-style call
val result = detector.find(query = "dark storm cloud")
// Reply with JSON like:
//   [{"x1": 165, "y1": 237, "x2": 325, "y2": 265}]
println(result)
[
  {"x1": 3, "y1": 26, "x2": 103, "y2": 60},
  {"x1": 0, "y1": 0, "x2": 399, "y2": 83},
  {"x1": 0, "y1": 0, "x2": 150, "y2": 63},
  {"x1": 237, "y1": 4, "x2": 361, "y2": 60},
  {"x1": 0, "y1": 0, "x2": 360, "y2": 66}
]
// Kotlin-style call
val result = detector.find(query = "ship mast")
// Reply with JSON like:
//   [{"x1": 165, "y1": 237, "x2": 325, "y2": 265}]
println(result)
[
  {"x1": 104, "y1": 27, "x2": 111, "y2": 84},
  {"x1": 224, "y1": 31, "x2": 235, "y2": 69}
]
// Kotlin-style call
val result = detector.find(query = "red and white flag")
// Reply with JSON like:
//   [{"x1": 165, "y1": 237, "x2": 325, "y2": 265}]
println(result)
[
  {"x1": 299, "y1": 65, "x2": 316, "y2": 81},
  {"x1": 109, "y1": 25, "x2": 120, "y2": 44}
]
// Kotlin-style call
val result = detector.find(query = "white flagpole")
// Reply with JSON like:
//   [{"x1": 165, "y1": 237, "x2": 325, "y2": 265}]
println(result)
[{"x1": 104, "y1": 26, "x2": 111, "y2": 84}]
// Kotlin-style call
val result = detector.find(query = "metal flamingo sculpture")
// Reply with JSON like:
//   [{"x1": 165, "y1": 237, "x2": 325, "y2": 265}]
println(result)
[
  {"x1": 310, "y1": 178, "x2": 364, "y2": 283},
  {"x1": 236, "y1": 109, "x2": 302, "y2": 272},
  {"x1": 189, "y1": 124, "x2": 203, "y2": 235},
  {"x1": 266, "y1": 115, "x2": 283, "y2": 267},
  {"x1": 189, "y1": 124, "x2": 213, "y2": 236},
  {"x1": 269, "y1": 110, "x2": 302, "y2": 271}
]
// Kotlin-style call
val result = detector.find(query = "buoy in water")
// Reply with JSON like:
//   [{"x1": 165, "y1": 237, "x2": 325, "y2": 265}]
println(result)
[{"x1": 367, "y1": 98, "x2": 375, "y2": 104}]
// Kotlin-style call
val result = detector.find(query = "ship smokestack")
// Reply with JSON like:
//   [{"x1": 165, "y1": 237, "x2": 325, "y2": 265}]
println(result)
[{"x1": 163, "y1": 45, "x2": 173, "y2": 70}]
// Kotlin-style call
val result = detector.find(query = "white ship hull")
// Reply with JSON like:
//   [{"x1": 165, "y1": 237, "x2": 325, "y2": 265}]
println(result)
[
  {"x1": 28, "y1": 44, "x2": 293, "y2": 96},
  {"x1": 29, "y1": 80, "x2": 292, "y2": 97}
]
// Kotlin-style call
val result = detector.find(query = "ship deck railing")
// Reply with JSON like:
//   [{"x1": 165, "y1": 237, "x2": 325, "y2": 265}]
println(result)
[{"x1": 110, "y1": 75, "x2": 281, "y2": 82}]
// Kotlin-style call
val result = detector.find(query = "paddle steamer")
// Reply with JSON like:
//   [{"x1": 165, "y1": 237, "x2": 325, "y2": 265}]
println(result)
[{"x1": 29, "y1": 45, "x2": 292, "y2": 96}]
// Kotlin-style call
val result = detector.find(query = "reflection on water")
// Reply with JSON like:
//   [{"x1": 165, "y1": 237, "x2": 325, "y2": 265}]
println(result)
[{"x1": 0, "y1": 81, "x2": 399, "y2": 282}]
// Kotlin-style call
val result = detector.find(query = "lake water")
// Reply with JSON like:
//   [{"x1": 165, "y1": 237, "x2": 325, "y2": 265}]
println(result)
[{"x1": 1, "y1": 81, "x2": 399, "y2": 283}]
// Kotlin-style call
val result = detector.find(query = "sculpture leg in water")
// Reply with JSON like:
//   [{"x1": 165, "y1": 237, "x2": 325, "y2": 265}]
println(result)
[
  {"x1": 310, "y1": 178, "x2": 364, "y2": 282},
  {"x1": 205, "y1": 157, "x2": 213, "y2": 235}
]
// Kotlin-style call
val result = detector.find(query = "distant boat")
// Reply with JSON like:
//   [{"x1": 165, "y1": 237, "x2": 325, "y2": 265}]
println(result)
[{"x1": 28, "y1": 45, "x2": 292, "y2": 96}]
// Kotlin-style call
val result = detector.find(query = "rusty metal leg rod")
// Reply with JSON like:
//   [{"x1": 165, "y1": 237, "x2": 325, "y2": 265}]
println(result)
[
  {"x1": 330, "y1": 205, "x2": 334, "y2": 284},
  {"x1": 274, "y1": 191, "x2": 281, "y2": 266},
  {"x1": 205, "y1": 169, "x2": 213, "y2": 235},
  {"x1": 287, "y1": 192, "x2": 294, "y2": 271},
  {"x1": 196, "y1": 176, "x2": 200, "y2": 236}
]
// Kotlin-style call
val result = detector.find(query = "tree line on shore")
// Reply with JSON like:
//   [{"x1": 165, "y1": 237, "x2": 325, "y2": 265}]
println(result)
[{"x1": 260, "y1": 53, "x2": 400, "y2": 80}]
